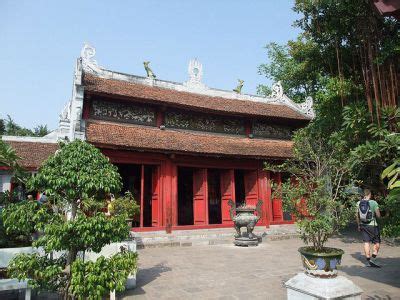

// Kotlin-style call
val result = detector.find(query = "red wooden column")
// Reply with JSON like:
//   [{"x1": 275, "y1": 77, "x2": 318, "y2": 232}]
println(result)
[
  {"x1": 193, "y1": 168, "x2": 208, "y2": 225},
  {"x1": 257, "y1": 169, "x2": 270, "y2": 227},
  {"x1": 140, "y1": 165, "x2": 145, "y2": 227},
  {"x1": 244, "y1": 170, "x2": 258, "y2": 207},
  {"x1": 151, "y1": 166, "x2": 161, "y2": 227},
  {"x1": 220, "y1": 169, "x2": 235, "y2": 225},
  {"x1": 162, "y1": 159, "x2": 175, "y2": 233}
]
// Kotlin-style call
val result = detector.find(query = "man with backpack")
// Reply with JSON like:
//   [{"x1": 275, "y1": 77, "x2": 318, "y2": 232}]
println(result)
[{"x1": 356, "y1": 189, "x2": 381, "y2": 267}]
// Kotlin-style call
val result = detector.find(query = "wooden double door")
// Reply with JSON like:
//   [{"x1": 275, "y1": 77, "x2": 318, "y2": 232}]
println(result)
[{"x1": 180, "y1": 168, "x2": 260, "y2": 226}]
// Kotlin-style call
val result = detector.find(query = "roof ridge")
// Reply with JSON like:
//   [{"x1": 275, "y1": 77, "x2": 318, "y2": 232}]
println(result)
[{"x1": 78, "y1": 43, "x2": 314, "y2": 119}]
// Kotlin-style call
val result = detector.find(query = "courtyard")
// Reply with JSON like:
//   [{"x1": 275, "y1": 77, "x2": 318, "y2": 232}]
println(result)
[{"x1": 123, "y1": 234, "x2": 400, "y2": 299}]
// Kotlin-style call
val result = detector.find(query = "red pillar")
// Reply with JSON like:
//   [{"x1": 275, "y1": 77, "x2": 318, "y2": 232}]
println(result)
[
  {"x1": 258, "y1": 169, "x2": 270, "y2": 227},
  {"x1": 162, "y1": 159, "x2": 175, "y2": 233}
]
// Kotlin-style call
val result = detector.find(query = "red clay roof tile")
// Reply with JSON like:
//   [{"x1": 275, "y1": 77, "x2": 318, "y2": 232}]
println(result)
[
  {"x1": 83, "y1": 74, "x2": 310, "y2": 122},
  {"x1": 4, "y1": 141, "x2": 58, "y2": 169},
  {"x1": 86, "y1": 120, "x2": 293, "y2": 159}
]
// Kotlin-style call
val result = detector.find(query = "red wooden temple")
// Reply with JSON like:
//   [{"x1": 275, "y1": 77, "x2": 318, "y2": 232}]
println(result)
[{"x1": 1, "y1": 44, "x2": 315, "y2": 232}]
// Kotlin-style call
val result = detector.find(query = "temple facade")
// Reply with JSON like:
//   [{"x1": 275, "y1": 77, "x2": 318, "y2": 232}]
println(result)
[{"x1": 1, "y1": 44, "x2": 314, "y2": 232}]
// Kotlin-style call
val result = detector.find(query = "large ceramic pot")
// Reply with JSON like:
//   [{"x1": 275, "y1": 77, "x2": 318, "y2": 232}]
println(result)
[{"x1": 299, "y1": 246, "x2": 344, "y2": 278}]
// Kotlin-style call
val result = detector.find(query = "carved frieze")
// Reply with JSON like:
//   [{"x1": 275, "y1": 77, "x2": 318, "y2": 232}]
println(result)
[
  {"x1": 252, "y1": 121, "x2": 293, "y2": 140},
  {"x1": 165, "y1": 110, "x2": 245, "y2": 135},
  {"x1": 91, "y1": 99, "x2": 156, "y2": 126}
]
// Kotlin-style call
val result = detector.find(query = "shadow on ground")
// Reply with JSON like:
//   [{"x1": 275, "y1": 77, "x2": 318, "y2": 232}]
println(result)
[
  {"x1": 340, "y1": 252, "x2": 400, "y2": 289},
  {"x1": 123, "y1": 262, "x2": 172, "y2": 296}
]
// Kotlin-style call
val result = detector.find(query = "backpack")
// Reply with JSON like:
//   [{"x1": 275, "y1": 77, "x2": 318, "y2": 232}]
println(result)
[{"x1": 358, "y1": 199, "x2": 373, "y2": 223}]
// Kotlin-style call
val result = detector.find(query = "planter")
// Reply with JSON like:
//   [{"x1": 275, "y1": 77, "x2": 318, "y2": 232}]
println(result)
[
  {"x1": 298, "y1": 246, "x2": 344, "y2": 278},
  {"x1": 126, "y1": 218, "x2": 133, "y2": 228}
]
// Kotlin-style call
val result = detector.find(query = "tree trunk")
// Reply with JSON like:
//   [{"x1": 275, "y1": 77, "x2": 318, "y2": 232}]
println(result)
[
  {"x1": 64, "y1": 201, "x2": 79, "y2": 300},
  {"x1": 368, "y1": 41, "x2": 381, "y2": 124}
]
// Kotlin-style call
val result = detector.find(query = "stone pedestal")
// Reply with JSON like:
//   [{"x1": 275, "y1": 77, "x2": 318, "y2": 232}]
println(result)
[
  {"x1": 234, "y1": 236, "x2": 259, "y2": 246},
  {"x1": 285, "y1": 273, "x2": 362, "y2": 300}
]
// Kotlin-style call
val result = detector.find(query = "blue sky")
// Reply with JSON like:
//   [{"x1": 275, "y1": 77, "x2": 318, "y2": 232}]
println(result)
[{"x1": 0, "y1": 1, "x2": 300, "y2": 130}]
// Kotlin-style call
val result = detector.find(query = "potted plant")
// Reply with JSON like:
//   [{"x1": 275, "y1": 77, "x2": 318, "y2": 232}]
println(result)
[
  {"x1": 266, "y1": 130, "x2": 354, "y2": 278},
  {"x1": 109, "y1": 191, "x2": 140, "y2": 227}
]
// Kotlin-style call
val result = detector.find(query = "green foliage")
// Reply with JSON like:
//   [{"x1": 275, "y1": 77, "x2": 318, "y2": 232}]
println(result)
[
  {"x1": 2, "y1": 115, "x2": 49, "y2": 137},
  {"x1": 0, "y1": 140, "x2": 26, "y2": 184},
  {"x1": 1, "y1": 200, "x2": 56, "y2": 248},
  {"x1": 0, "y1": 119, "x2": 5, "y2": 135},
  {"x1": 28, "y1": 140, "x2": 122, "y2": 205},
  {"x1": 266, "y1": 129, "x2": 355, "y2": 251},
  {"x1": 35, "y1": 213, "x2": 129, "y2": 253},
  {"x1": 5, "y1": 140, "x2": 137, "y2": 298},
  {"x1": 110, "y1": 192, "x2": 140, "y2": 218},
  {"x1": 258, "y1": 38, "x2": 323, "y2": 103},
  {"x1": 260, "y1": 0, "x2": 399, "y2": 237},
  {"x1": 380, "y1": 160, "x2": 400, "y2": 237},
  {"x1": 7, "y1": 253, "x2": 67, "y2": 292},
  {"x1": 348, "y1": 108, "x2": 400, "y2": 188},
  {"x1": 70, "y1": 251, "x2": 138, "y2": 299},
  {"x1": 2, "y1": 201, "x2": 40, "y2": 241}
]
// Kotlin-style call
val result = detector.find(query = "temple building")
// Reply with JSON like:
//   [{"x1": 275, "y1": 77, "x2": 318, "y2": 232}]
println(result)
[{"x1": 1, "y1": 44, "x2": 314, "y2": 232}]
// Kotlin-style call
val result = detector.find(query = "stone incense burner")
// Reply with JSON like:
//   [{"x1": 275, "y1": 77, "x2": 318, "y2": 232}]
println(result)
[{"x1": 228, "y1": 200, "x2": 263, "y2": 246}]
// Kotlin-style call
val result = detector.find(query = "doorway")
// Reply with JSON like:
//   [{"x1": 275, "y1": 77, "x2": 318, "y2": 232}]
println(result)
[
  {"x1": 116, "y1": 163, "x2": 160, "y2": 227},
  {"x1": 178, "y1": 167, "x2": 194, "y2": 225},
  {"x1": 234, "y1": 169, "x2": 246, "y2": 207},
  {"x1": 207, "y1": 169, "x2": 222, "y2": 224}
]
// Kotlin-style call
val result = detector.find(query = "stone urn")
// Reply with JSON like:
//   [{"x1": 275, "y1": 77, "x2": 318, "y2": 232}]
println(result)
[
  {"x1": 299, "y1": 246, "x2": 344, "y2": 278},
  {"x1": 228, "y1": 200, "x2": 263, "y2": 246}
]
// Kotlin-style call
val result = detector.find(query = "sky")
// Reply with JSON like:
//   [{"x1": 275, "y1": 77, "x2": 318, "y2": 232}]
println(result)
[{"x1": 0, "y1": 1, "x2": 300, "y2": 130}]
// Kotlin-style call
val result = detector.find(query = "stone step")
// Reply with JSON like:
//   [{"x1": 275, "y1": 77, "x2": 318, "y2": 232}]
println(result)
[{"x1": 132, "y1": 224, "x2": 299, "y2": 249}]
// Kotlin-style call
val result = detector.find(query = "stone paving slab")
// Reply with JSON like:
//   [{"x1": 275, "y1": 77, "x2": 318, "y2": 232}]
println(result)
[{"x1": 121, "y1": 234, "x2": 400, "y2": 300}]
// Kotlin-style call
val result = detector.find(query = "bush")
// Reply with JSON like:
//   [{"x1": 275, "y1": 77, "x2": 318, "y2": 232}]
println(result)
[{"x1": 110, "y1": 192, "x2": 140, "y2": 218}]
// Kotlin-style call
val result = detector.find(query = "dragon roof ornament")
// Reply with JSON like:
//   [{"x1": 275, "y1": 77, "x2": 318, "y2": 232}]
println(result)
[{"x1": 78, "y1": 43, "x2": 315, "y2": 119}]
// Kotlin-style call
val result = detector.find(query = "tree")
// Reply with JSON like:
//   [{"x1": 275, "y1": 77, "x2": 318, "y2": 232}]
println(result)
[
  {"x1": 0, "y1": 140, "x2": 26, "y2": 187},
  {"x1": 6, "y1": 140, "x2": 138, "y2": 299},
  {"x1": 2, "y1": 115, "x2": 49, "y2": 137},
  {"x1": 0, "y1": 119, "x2": 5, "y2": 135},
  {"x1": 33, "y1": 124, "x2": 50, "y2": 137},
  {"x1": 259, "y1": 0, "x2": 399, "y2": 236},
  {"x1": 266, "y1": 129, "x2": 354, "y2": 251}
]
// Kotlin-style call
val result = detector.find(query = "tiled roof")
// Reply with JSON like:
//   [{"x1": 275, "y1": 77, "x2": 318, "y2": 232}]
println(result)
[
  {"x1": 83, "y1": 74, "x2": 310, "y2": 122},
  {"x1": 86, "y1": 120, "x2": 293, "y2": 159},
  {"x1": 4, "y1": 141, "x2": 58, "y2": 169}
]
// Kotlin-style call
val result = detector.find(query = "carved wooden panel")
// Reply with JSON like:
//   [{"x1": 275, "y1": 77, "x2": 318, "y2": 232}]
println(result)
[
  {"x1": 252, "y1": 121, "x2": 293, "y2": 140},
  {"x1": 90, "y1": 99, "x2": 156, "y2": 126},
  {"x1": 165, "y1": 110, "x2": 245, "y2": 135}
]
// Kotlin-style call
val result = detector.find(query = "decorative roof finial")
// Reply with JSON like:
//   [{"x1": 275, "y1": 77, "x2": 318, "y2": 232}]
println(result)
[
  {"x1": 271, "y1": 81, "x2": 284, "y2": 99},
  {"x1": 188, "y1": 59, "x2": 203, "y2": 84},
  {"x1": 80, "y1": 43, "x2": 101, "y2": 74},
  {"x1": 299, "y1": 96, "x2": 315, "y2": 118},
  {"x1": 143, "y1": 61, "x2": 156, "y2": 79},
  {"x1": 233, "y1": 79, "x2": 244, "y2": 94}
]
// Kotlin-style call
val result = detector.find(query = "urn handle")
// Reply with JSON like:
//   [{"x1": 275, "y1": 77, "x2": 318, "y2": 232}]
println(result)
[
  {"x1": 255, "y1": 200, "x2": 263, "y2": 218},
  {"x1": 227, "y1": 199, "x2": 235, "y2": 221}
]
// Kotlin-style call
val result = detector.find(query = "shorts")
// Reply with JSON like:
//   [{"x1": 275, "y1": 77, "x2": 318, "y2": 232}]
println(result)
[{"x1": 360, "y1": 225, "x2": 381, "y2": 244}]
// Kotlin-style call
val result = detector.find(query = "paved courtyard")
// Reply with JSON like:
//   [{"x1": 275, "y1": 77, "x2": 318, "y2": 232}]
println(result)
[{"x1": 122, "y1": 235, "x2": 400, "y2": 300}]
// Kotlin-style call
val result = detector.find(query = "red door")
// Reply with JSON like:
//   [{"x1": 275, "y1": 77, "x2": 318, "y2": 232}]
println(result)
[
  {"x1": 244, "y1": 170, "x2": 259, "y2": 208},
  {"x1": 193, "y1": 168, "x2": 208, "y2": 225},
  {"x1": 272, "y1": 173, "x2": 283, "y2": 221},
  {"x1": 151, "y1": 166, "x2": 161, "y2": 227},
  {"x1": 220, "y1": 169, "x2": 235, "y2": 224}
]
